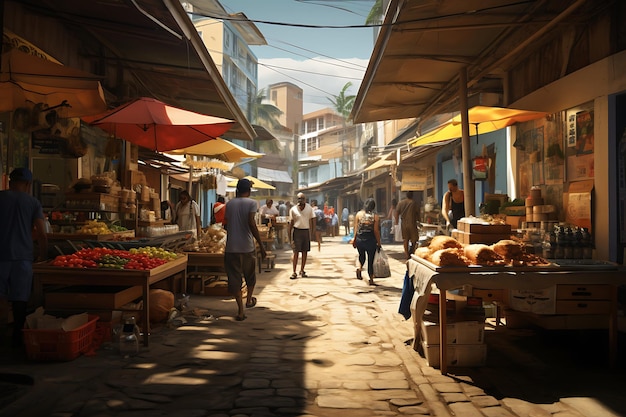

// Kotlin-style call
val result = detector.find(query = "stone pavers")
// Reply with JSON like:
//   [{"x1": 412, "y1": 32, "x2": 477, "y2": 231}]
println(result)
[{"x1": 0, "y1": 236, "x2": 623, "y2": 416}]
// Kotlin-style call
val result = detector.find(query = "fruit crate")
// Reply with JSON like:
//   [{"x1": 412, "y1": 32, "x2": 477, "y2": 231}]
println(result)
[{"x1": 23, "y1": 315, "x2": 99, "y2": 361}]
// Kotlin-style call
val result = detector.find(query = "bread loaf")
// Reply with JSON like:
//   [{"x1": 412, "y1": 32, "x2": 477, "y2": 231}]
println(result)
[
  {"x1": 491, "y1": 239, "x2": 524, "y2": 260},
  {"x1": 429, "y1": 235, "x2": 463, "y2": 252},
  {"x1": 463, "y1": 244, "x2": 504, "y2": 266},
  {"x1": 430, "y1": 248, "x2": 469, "y2": 267}
]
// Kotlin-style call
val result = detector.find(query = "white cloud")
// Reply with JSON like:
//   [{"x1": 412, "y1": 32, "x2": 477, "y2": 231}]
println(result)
[{"x1": 257, "y1": 57, "x2": 368, "y2": 114}]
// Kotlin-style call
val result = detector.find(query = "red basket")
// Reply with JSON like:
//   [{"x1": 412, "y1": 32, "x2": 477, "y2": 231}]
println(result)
[{"x1": 23, "y1": 315, "x2": 99, "y2": 361}]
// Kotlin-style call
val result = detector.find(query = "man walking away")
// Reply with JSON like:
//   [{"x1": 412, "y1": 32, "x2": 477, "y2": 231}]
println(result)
[
  {"x1": 289, "y1": 192, "x2": 315, "y2": 279},
  {"x1": 342, "y1": 207, "x2": 350, "y2": 235},
  {"x1": 224, "y1": 179, "x2": 266, "y2": 321},
  {"x1": 0, "y1": 168, "x2": 48, "y2": 347},
  {"x1": 395, "y1": 191, "x2": 421, "y2": 258}
]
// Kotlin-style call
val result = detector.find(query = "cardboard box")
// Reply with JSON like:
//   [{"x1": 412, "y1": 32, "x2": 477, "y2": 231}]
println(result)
[
  {"x1": 457, "y1": 219, "x2": 511, "y2": 234},
  {"x1": 505, "y1": 215, "x2": 525, "y2": 229},
  {"x1": 421, "y1": 320, "x2": 485, "y2": 345},
  {"x1": 456, "y1": 231, "x2": 512, "y2": 244},
  {"x1": 420, "y1": 341, "x2": 487, "y2": 368},
  {"x1": 509, "y1": 287, "x2": 556, "y2": 314},
  {"x1": 45, "y1": 286, "x2": 142, "y2": 310},
  {"x1": 564, "y1": 180, "x2": 593, "y2": 232}
]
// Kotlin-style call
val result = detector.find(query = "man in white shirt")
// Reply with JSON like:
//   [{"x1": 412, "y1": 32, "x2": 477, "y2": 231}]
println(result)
[
  {"x1": 259, "y1": 199, "x2": 279, "y2": 225},
  {"x1": 288, "y1": 192, "x2": 315, "y2": 279}
]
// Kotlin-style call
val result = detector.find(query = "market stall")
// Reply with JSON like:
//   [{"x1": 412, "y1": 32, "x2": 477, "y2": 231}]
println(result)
[
  {"x1": 407, "y1": 254, "x2": 625, "y2": 374},
  {"x1": 33, "y1": 250, "x2": 188, "y2": 347}
]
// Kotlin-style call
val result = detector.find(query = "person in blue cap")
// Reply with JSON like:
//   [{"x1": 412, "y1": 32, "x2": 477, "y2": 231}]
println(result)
[
  {"x1": 224, "y1": 178, "x2": 266, "y2": 321},
  {"x1": 0, "y1": 168, "x2": 48, "y2": 347}
]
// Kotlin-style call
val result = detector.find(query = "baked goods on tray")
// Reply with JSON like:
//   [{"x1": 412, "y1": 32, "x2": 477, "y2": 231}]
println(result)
[
  {"x1": 430, "y1": 248, "x2": 469, "y2": 267},
  {"x1": 428, "y1": 235, "x2": 463, "y2": 252},
  {"x1": 463, "y1": 244, "x2": 505, "y2": 266}
]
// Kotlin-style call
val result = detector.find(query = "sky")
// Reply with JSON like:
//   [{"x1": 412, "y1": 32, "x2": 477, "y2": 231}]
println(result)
[{"x1": 217, "y1": 0, "x2": 379, "y2": 113}]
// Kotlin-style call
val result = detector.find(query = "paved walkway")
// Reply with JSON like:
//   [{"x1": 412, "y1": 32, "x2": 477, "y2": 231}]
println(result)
[{"x1": 0, "y1": 236, "x2": 624, "y2": 416}]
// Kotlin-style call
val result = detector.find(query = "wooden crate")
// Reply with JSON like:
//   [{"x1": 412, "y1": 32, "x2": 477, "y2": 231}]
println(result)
[
  {"x1": 45, "y1": 285, "x2": 142, "y2": 309},
  {"x1": 65, "y1": 193, "x2": 119, "y2": 211}
]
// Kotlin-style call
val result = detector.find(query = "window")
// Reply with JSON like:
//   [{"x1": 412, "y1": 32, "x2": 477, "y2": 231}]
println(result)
[
  {"x1": 307, "y1": 137, "x2": 319, "y2": 152},
  {"x1": 310, "y1": 167, "x2": 318, "y2": 183},
  {"x1": 300, "y1": 138, "x2": 307, "y2": 153},
  {"x1": 317, "y1": 117, "x2": 324, "y2": 131},
  {"x1": 224, "y1": 30, "x2": 231, "y2": 49}
]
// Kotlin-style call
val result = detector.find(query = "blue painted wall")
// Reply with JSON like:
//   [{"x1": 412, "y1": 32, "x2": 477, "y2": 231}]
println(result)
[{"x1": 436, "y1": 129, "x2": 509, "y2": 214}]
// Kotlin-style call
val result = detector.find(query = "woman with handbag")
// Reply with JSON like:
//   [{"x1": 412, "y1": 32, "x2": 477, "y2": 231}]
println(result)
[{"x1": 352, "y1": 198, "x2": 381, "y2": 286}]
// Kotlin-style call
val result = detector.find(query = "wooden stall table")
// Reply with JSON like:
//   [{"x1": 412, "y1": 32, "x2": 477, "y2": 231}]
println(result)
[
  {"x1": 33, "y1": 254, "x2": 188, "y2": 347},
  {"x1": 273, "y1": 222, "x2": 288, "y2": 249},
  {"x1": 185, "y1": 252, "x2": 226, "y2": 292},
  {"x1": 407, "y1": 256, "x2": 626, "y2": 374}
]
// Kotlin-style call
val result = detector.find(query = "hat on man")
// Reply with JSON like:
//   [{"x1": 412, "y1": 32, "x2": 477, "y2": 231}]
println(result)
[
  {"x1": 9, "y1": 167, "x2": 33, "y2": 182},
  {"x1": 236, "y1": 178, "x2": 253, "y2": 193}
]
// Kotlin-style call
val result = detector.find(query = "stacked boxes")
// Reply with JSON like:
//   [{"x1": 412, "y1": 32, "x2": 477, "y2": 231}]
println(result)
[
  {"x1": 418, "y1": 293, "x2": 487, "y2": 367},
  {"x1": 453, "y1": 218, "x2": 512, "y2": 244},
  {"x1": 523, "y1": 187, "x2": 558, "y2": 227}
]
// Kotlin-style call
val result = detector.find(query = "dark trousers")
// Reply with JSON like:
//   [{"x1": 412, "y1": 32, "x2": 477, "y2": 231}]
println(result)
[{"x1": 356, "y1": 236, "x2": 377, "y2": 279}]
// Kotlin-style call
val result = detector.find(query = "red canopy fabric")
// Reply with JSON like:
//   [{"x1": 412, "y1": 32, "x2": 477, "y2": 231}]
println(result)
[{"x1": 83, "y1": 97, "x2": 234, "y2": 151}]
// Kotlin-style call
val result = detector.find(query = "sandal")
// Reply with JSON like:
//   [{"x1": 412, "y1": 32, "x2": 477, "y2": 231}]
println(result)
[
  {"x1": 290, "y1": 272, "x2": 298, "y2": 280},
  {"x1": 356, "y1": 269, "x2": 362, "y2": 280},
  {"x1": 246, "y1": 297, "x2": 257, "y2": 308},
  {"x1": 300, "y1": 270, "x2": 307, "y2": 277}
]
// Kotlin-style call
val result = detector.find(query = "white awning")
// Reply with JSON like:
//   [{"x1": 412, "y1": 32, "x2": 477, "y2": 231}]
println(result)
[{"x1": 257, "y1": 167, "x2": 293, "y2": 184}]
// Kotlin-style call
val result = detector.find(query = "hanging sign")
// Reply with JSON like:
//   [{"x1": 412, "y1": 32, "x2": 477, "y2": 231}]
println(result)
[
  {"x1": 472, "y1": 156, "x2": 489, "y2": 180},
  {"x1": 401, "y1": 169, "x2": 428, "y2": 191}
]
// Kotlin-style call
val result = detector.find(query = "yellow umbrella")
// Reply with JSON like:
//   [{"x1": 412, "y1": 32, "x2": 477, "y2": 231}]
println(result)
[
  {"x1": 408, "y1": 106, "x2": 547, "y2": 148},
  {"x1": 228, "y1": 175, "x2": 276, "y2": 190},
  {"x1": 169, "y1": 137, "x2": 264, "y2": 162}
]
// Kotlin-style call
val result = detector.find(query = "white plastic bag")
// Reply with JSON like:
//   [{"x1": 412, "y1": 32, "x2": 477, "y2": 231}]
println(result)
[
  {"x1": 373, "y1": 247, "x2": 391, "y2": 278},
  {"x1": 393, "y1": 219, "x2": 403, "y2": 242}
]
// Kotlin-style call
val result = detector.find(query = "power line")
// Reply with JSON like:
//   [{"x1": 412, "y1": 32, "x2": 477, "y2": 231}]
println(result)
[
  {"x1": 266, "y1": 39, "x2": 367, "y2": 71},
  {"x1": 261, "y1": 62, "x2": 363, "y2": 81}
]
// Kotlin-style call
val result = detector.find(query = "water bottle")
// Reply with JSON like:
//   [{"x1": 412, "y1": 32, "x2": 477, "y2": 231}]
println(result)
[
  {"x1": 119, "y1": 316, "x2": 140, "y2": 357},
  {"x1": 44, "y1": 216, "x2": 52, "y2": 234},
  {"x1": 581, "y1": 228, "x2": 593, "y2": 259}
]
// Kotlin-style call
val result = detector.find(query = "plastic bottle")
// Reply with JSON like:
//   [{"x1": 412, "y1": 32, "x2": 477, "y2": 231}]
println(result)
[
  {"x1": 542, "y1": 231, "x2": 553, "y2": 259},
  {"x1": 581, "y1": 228, "x2": 593, "y2": 259},
  {"x1": 119, "y1": 316, "x2": 140, "y2": 357},
  {"x1": 572, "y1": 227, "x2": 583, "y2": 259},
  {"x1": 554, "y1": 226, "x2": 565, "y2": 259},
  {"x1": 43, "y1": 216, "x2": 52, "y2": 234}
]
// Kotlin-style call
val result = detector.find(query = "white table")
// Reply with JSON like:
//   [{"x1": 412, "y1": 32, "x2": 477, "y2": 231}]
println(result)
[{"x1": 407, "y1": 256, "x2": 626, "y2": 374}]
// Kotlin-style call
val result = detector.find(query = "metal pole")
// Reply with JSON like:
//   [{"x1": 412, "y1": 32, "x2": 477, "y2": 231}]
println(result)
[{"x1": 459, "y1": 68, "x2": 474, "y2": 216}]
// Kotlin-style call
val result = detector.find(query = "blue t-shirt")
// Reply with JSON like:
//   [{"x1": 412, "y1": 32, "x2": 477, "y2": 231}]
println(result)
[
  {"x1": 224, "y1": 197, "x2": 258, "y2": 253},
  {"x1": 0, "y1": 190, "x2": 43, "y2": 261}
]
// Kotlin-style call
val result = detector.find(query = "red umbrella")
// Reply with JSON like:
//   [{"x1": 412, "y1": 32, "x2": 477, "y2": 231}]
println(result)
[{"x1": 83, "y1": 97, "x2": 234, "y2": 151}]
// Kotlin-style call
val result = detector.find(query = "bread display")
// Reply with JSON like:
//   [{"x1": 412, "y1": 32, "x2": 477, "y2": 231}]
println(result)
[
  {"x1": 490, "y1": 239, "x2": 523, "y2": 260},
  {"x1": 428, "y1": 235, "x2": 463, "y2": 252},
  {"x1": 463, "y1": 244, "x2": 505, "y2": 266},
  {"x1": 430, "y1": 248, "x2": 469, "y2": 267},
  {"x1": 414, "y1": 246, "x2": 432, "y2": 261},
  {"x1": 412, "y1": 235, "x2": 551, "y2": 268}
]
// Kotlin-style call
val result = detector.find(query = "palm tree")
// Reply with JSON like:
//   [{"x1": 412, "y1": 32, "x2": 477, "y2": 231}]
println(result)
[
  {"x1": 251, "y1": 89, "x2": 283, "y2": 131},
  {"x1": 327, "y1": 82, "x2": 355, "y2": 119},
  {"x1": 365, "y1": 0, "x2": 383, "y2": 26},
  {"x1": 328, "y1": 82, "x2": 356, "y2": 175}
]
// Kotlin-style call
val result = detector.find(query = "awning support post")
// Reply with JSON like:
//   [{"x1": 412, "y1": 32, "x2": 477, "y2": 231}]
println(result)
[{"x1": 460, "y1": 68, "x2": 475, "y2": 216}]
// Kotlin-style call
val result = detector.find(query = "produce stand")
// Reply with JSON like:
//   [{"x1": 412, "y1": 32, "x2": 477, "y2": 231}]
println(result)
[
  {"x1": 33, "y1": 254, "x2": 188, "y2": 347},
  {"x1": 407, "y1": 255, "x2": 626, "y2": 374}
]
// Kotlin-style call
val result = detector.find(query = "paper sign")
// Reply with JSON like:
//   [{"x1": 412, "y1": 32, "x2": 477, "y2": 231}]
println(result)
[{"x1": 401, "y1": 169, "x2": 428, "y2": 191}]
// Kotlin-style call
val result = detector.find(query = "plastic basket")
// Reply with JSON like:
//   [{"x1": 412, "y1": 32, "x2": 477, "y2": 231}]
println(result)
[{"x1": 23, "y1": 315, "x2": 99, "y2": 361}]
